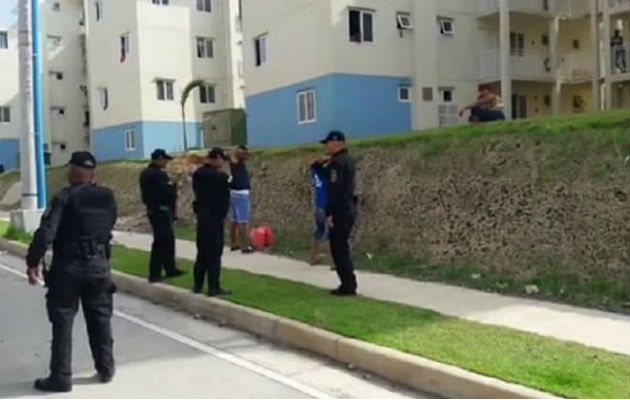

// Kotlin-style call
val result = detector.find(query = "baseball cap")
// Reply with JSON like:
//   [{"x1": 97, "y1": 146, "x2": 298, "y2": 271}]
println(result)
[
  {"x1": 68, "y1": 151, "x2": 97, "y2": 170},
  {"x1": 320, "y1": 130, "x2": 346, "y2": 144},
  {"x1": 208, "y1": 147, "x2": 229, "y2": 160},
  {"x1": 151, "y1": 149, "x2": 173, "y2": 161}
]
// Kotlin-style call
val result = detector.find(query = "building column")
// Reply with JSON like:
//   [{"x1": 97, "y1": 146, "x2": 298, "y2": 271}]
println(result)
[
  {"x1": 590, "y1": 0, "x2": 601, "y2": 110},
  {"x1": 499, "y1": 0, "x2": 512, "y2": 120},
  {"x1": 602, "y1": 0, "x2": 613, "y2": 109},
  {"x1": 549, "y1": 13, "x2": 561, "y2": 115}
]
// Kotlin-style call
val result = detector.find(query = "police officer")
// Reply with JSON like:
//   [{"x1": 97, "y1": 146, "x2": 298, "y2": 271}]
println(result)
[
  {"x1": 139, "y1": 149, "x2": 184, "y2": 283},
  {"x1": 26, "y1": 152, "x2": 118, "y2": 392},
  {"x1": 192, "y1": 148, "x2": 232, "y2": 296},
  {"x1": 320, "y1": 131, "x2": 358, "y2": 296}
]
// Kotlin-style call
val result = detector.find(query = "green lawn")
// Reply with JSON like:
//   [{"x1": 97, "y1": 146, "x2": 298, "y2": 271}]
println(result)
[{"x1": 109, "y1": 245, "x2": 629, "y2": 399}]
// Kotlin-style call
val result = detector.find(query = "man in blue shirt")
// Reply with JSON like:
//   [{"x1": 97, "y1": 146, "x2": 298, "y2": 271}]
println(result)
[{"x1": 308, "y1": 155, "x2": 330, "y2": 265}]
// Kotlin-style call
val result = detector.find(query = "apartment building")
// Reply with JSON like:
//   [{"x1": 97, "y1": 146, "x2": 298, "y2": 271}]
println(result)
[
  {"x1": 242, "y1": 0, "x2": 629, "y2": 147},
  {"x1": 85, "y1": 0, "x2": 244, "y2": 161},
  {"x1": 0, "y1": 0, "x2": 87, "y2": 170}
]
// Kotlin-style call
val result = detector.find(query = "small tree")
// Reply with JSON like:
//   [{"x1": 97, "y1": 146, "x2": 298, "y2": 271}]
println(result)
[{"x1": 180, "y1": 79, "x2": 206, "y2": 153}]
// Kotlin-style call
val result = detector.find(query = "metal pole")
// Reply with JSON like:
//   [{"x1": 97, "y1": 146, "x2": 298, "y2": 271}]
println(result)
[
  {"x1": 31, "y1": 0, "x2": 47, "y2": 207},
  {"x1": 18, "y1": 0, "x2": 38, "y2": 210}
]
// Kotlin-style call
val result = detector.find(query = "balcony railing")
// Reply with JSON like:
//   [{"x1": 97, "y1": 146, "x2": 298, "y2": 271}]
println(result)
[
  {"x1": 477, "y1": 0, "x2": 554, "y2": 16},
  {"x1": 606, "y1": 0, "x2": 630, "y2": 14},
  {"x1": 559, "y1": 52, "x2": 594, "y2": 82},
  {"x1": 479, "y1": 49, "x2": 553, "y2": 81},
  {"x1": 556, "y1": 0, "x2": 591, "y2": 17},
  {"x1": 611, "y1": 44, "x2": 630, "y2": 77}
]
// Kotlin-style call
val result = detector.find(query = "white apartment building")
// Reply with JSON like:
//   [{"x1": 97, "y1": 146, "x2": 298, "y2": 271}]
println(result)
[
  {"x1": 242, "y1": 0, "x2": 629, "y2": 147},
  {"x1": 0, "y1": 0, "x2": 87, "y2": 170},
  {"x1": 85, "y1": 0, "x2": 244, "y2": 161}
]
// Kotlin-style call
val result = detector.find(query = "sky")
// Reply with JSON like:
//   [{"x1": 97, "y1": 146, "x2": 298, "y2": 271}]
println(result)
[{"x1": 0, "y1": 0, "x2": 18, "y2": 28}]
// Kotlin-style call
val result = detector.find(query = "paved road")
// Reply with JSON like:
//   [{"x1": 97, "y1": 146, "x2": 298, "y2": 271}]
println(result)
[{"x1": 0, "y1": 252, "x2": 423, "y2": 399}]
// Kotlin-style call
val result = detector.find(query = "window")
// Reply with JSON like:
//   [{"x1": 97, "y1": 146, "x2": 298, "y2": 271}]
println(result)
[
  {"x1": 59, "y1": 143, "x2": 67, "y2": 151},
  {"x1": 422, "y1": 87, "x2": 433, "y2": 102},
  {"x1": 510, "y1": 32, "x2": 525, "y2": 56},
  {"x1": 541, "y1": 34, "x2": 549, "y2": 46},
  {"x1": 398, "y1": 86, "x2": 411, "y2": 103},
  {"x1": 0, "y1": 31, "x2": 7, "y2": 49},
  {"x1": 197, "y1": 0, "x2": 211, "y2": 12},
  {"x1": 152, "y1": 0, "x2": 169, "y2": 5},
  {"x1": 98, "y1": 87, "x2": 109, "y2": 110},
  {"x1": 349, "y1": 9, "x2": 374, "y2": 43},
  {"x1": 438, "y1": 88, "x2": 457, "y2": 126},
  {"x1": 437, "y1": 17, "x2": 454, "y2": 36},
  {"x1": 543, "y1": 95, "x2": 551, "y2": 106},
  {"x1": 52, "y1": 2, "x2": 61, "y2": 11},
  {"x1": 47, "y1": 35, "x2": 63, "y2": 49},
  {"x1": 49, "y1": 71, "x2": 64, "y2": 80},
  {"x1": 120, "y1": 33, "x2": 130, "y2": 62},
  {"x1": 199, "y1": 84, "x2": 216, "y2": 104},
  {"x1": 572, "y1": 39, "x2": 580, "y2": 50},
  {"x1": 196, "y1": 37, "x2": 214, "y2": 58},
  {"x1": 95, "y1": 0, "x2": 103, "y2": 21},
  {"x1": 397, "y1": 12, "x2": 412, "y2": 30},
  {"x1": 125, "y1": 128, "x2": 136, "y2": 151},
  {"x1": 0, "y1": 107, "x2": 10, "y2": 123},
  {"x1": 297, "y1": 89, "x2": 316, "y2": 124},
  {"x1": 51, "y1": 106, "x2": 66, "y2": 117},
  {"x1": 254, "y1": 34, "x2": 267, "y2": 66},
  {"x1": 156, "y1": 79, "x2": 174, "y2": 101}
]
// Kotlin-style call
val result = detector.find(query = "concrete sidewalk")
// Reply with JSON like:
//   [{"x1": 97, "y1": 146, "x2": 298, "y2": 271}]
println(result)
[{"x1": 115, "y1": 231, "x2": 626, "y2": 356}]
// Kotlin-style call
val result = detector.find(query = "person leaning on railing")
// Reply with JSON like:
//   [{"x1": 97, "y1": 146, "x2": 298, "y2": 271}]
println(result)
[{"x1": 459, "y1": 84, "x2": 506, "y2": 123}]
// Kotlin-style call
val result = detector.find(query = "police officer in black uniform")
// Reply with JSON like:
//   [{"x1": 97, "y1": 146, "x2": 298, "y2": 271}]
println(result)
[
  {"x1": 320, "y1": 131, "x2": 358, "y2": 296},
  {"x1": 26, "y1": 152, "x2": 118, "y2": 392},
  {"x1": 192, "y1": 148, "x2": 232, "y2": 296},
  {"x1": 139, "y1": 149, "x2": 184, "y2": 283}
]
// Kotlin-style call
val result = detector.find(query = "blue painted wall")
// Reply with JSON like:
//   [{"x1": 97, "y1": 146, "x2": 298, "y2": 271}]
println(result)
[
  {"x1": 246, "y1": 73, "x2": 412, "y2": 147},
  {"x1": 0, "y1": 138, "x2": 20, "y2": 170},
  {"x1": 92, "y1": 121, "x2": 204, "y2": 161}
]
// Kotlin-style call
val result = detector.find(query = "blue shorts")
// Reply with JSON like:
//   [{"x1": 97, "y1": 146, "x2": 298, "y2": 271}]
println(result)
[
  {"x1": 313, "y1": 208, "x2": 328, "y2": 241},
  {"x1": 230, "y1": 191, "x2": 251, "y2": 223}
]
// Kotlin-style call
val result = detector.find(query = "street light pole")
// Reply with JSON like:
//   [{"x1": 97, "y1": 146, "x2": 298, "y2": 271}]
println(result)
[{"x1": 31, "y1": 0, "x2": 47, "y2": 208}]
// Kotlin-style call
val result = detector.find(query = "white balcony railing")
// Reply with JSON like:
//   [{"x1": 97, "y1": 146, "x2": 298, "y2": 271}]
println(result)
[
  {"x1": 477, "y1": 0, "x2": 554, "y2": 16},
  {"x1": 556, "y1": 0, "x2": 591, "y2": 17},
  {"x1": 559, "y1": 52, "x2": 594, "y2": 82},
  {"x1": 606, "y1": 0, "x2": 630, "y2": 14},
  {"x1": 479, "y1": 49, "x2": 553, "y2": 81}
]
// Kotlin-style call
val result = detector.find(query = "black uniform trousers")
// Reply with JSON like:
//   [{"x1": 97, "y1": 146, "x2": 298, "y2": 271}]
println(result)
[
  {"x1": 46, "y1": 262, "x2": 114, "y2": 382},
  {"x1": 329, "y1": 208, "x2": 357, "y2": 292},
  {"x1": 147, "y1": 208, "x2": 176, "y2": 280},
  {"x1": 194, "y1": 212, "x2": 224, "y2": 292}
]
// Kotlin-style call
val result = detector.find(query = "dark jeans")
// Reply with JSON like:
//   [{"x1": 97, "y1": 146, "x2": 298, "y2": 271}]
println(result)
[
  {"x1": 194, "y1": 212, "x2": 224, "y2": 292},
  {"x1": 46, "y1": 264, "x2": 115, "y2": 382},
  {"x1": 148, "y1": 208, "x2": 176, "y2": 280},
  {"x1": 329, "y1": 209, "x2": 357, "y2": 292},
  {"x1": 470, "y1": 107, "x2": 506, "y2": 123}
]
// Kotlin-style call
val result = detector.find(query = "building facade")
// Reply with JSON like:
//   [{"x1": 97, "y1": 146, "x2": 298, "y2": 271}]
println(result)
[{"x1": 242, "y1": 0, "x2": 630, "y2": 147}]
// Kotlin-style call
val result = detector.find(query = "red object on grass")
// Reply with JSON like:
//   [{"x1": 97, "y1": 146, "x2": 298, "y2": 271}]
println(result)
[{"x1": 251, "y1": 225, "x2": 275, "y2": 249}]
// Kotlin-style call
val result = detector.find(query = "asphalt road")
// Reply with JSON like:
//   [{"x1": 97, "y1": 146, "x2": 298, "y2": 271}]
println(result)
[{"x1": 0, "y1": 252, "x2": 424, "y2": 399}]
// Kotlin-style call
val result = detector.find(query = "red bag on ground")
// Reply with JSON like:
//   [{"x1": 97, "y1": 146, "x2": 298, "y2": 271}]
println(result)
[{"x1": 251, "y1": 225, "x2": 275, "y2": 250}]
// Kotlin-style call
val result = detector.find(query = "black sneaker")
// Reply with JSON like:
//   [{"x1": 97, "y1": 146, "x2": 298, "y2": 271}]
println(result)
[
  {"x1": 148, "y1": 276, "x2": 163, "y2": 284},
  {"x1": 330, "y1": 288, "x2": 357, "y2": 297},
  {"x1": 165, "y1": 269, "x2": 185, "y2": 279},
  {"x1": 98, "y1": 370, "x2": 115, "y2": 384},
  {"x1": 208, "y1": 288, "x2": 232, "y2": 297},
  {"x1": 230, "y1": 246, "x2": 241, "y2": 252},
  {"x1": 192, "y1": 286, "x2": 202, "y2": 294},
  {"x1": 241, "y1": 246, "x2": 255, "y2": 254},
  {"x1": 34, "y1": 377, "x2": 72, "y2": 393}
]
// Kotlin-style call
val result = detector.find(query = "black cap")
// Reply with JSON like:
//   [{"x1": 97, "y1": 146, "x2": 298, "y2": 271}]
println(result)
[
  {"x1": 151, "y1": 149, "x2": 173, "y2": 161},
  {"x1": 68, "y1": 151, "x2": 97, "y2": 169},
  {"x1": 208, "y1": 147, "x2": 229, "y2": 160},
  {"x1": 320, "y1": 130, "x2": 346, "y2": 144}
]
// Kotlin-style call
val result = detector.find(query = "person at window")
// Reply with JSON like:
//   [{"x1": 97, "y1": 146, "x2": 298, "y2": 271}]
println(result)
[
  {"x1": 611, "y1": 30, "x2": 627, "y2": 73},
  {"x1": 459, "y1": 84, "x2": 506, "y2": 123}
]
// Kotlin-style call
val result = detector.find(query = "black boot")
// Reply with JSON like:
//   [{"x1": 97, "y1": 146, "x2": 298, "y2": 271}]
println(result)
[{"x1": 34, "y1": 377, "x2": 72, "y2": 393}]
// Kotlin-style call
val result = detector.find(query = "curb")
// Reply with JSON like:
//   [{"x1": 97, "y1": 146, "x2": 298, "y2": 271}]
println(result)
[{"x1": 0, "y1": 238, "x2": 557, "y2": 399}]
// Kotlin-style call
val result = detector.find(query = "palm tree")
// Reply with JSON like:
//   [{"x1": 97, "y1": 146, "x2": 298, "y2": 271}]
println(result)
[{"x1": 180, "y1": 79, "x2": 206, "y2": 153}]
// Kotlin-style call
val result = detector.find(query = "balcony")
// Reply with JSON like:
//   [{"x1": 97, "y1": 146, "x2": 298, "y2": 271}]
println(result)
[
  {"x1": 604, "y1": 0, "x2": 630, "y2": 15},
  {"x1": 477, "y1": 0, "x2": 554, "y2": 17},
  {"x1": 479, "y1": 49, "x2": 553, "y2": 81},
  {"x1": 556, "y1": 0, "x2": 591, "y2": 18},
  {"x1": 611, "y1": 44, "x2": 629, "y2": 81},
  {"x1": 559, "y1": 52, "x2": 594, "y2": 82}
]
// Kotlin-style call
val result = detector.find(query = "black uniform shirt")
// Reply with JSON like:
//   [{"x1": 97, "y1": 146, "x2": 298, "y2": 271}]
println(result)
[
  {"x1": 325, "y1": 149, "x2": 356, "y2": 217},
  {"x1": 139, "y1": 164, "x2": 177, "y2": 211},
  {"x1": 192, "y1": 165, "x2": 230, "y2": 218}
]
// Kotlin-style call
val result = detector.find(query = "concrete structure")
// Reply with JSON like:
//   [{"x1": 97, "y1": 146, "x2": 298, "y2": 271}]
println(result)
[
  {"x1": 242, "y1": 0, "x2": 630, "y2": 147},
  {"x1": 85, "y1": 0, "x2": 244, "y2": 161}
]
